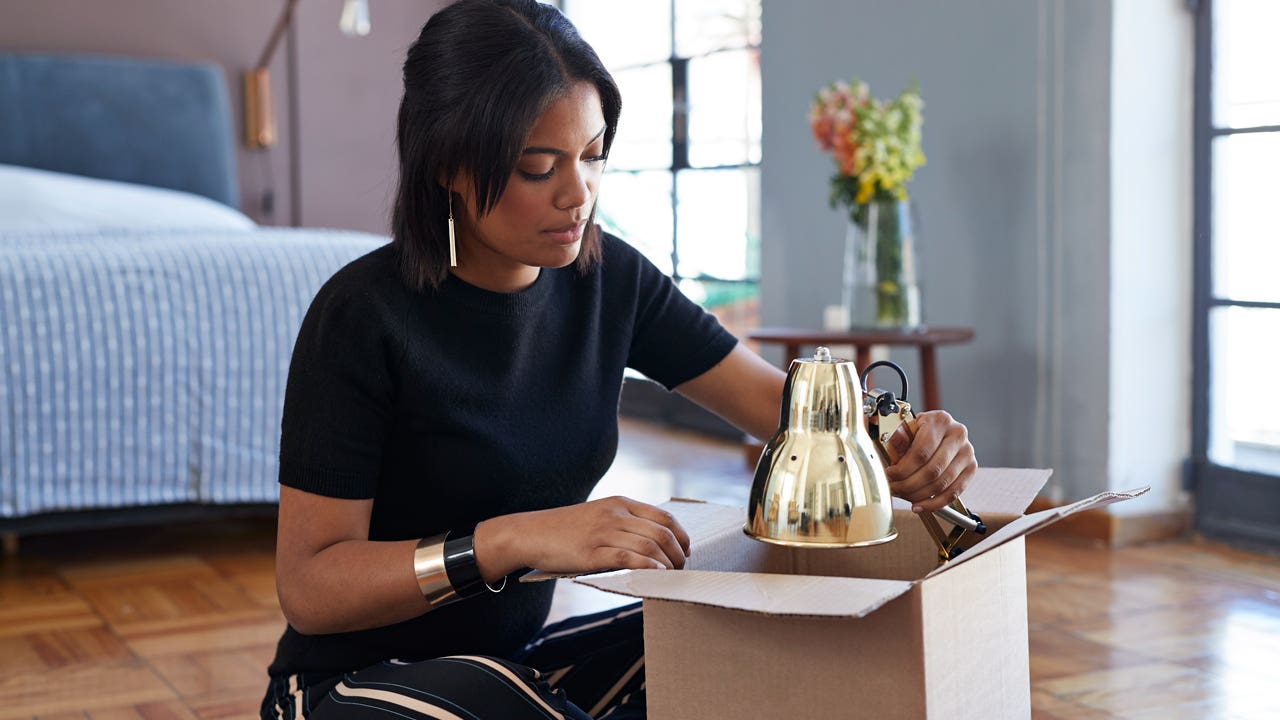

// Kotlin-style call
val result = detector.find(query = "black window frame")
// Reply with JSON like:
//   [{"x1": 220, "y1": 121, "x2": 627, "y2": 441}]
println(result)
[
  {"x1": 1190, "y1": 0, "x2": 1280, "y2": 550},
  {"x1": 586, "y1": 1, "x2": 763, "y2": 296},
  {"x1": 562, "y1": 1, "x2": 763, "y2": 439}
]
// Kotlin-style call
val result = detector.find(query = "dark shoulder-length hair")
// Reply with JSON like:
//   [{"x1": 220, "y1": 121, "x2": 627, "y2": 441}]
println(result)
[{"x1": 391, "y1": 0, "x2": 621, "y2": 291}]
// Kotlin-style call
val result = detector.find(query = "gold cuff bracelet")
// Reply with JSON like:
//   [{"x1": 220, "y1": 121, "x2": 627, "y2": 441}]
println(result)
[{"x1": 413, "y1": 533, "x2": 458, "y2": 608}]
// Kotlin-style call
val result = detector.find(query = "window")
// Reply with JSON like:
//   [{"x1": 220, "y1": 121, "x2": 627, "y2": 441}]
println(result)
[
  {"x1": 1193, "y1": 0, "x2": 1280, "y2": 547},
  {"x1": 562, "y1": 0, "x2": 762, "y2": 341}
]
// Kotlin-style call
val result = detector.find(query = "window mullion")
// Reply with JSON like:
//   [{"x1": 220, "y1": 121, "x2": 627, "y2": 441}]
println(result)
[
  {"x1": 671, "y1": 56, "x2": 689, "y2": 281},
  {"x1": 672, "y1": 58, "x2": 690, "y2": 171}
]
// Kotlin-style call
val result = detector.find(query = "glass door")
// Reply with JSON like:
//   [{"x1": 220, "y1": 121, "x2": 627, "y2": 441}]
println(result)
[
  {"x1": 562, "y1": 0, "x2": 762, "y2": 341},
  {"x1": 1192, "y1": 0, "x2": 1280, "y2": 548}
]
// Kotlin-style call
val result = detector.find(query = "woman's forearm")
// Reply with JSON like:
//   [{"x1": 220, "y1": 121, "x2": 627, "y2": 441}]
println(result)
[
  {"x1": 278, "y1": 497, "x2": 687, "y2": 634},
  {"x1": 280, "y1": 537, "x2": 425, "y2": 635},
  {"x1": 280, "y1": 514, "x2": 529, "y2": 635}
]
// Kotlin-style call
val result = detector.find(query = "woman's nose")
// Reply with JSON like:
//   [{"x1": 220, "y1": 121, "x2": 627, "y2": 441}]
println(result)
[{"x1": 555, "y1": 164, "x2": 593, "y2": 211}]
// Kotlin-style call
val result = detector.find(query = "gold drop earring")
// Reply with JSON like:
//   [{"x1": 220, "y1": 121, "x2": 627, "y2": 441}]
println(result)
[{"x1": 447, "y1": 190, "x2": 458, "y2": 267}]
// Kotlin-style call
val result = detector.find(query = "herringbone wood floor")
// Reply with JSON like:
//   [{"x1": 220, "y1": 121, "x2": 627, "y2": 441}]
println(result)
[{"x1": 2, "y1": 418, "x2": 1278, "y2": 719}]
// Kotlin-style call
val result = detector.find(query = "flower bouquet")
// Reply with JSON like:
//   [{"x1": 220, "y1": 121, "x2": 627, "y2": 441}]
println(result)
[{"x1": 810, "y1": 79, "x2": 926, "y2": 327}]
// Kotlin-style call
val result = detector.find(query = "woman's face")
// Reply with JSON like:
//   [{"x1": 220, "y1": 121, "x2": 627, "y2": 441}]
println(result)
[{"x1": 451, "y1": 82, "x2": 606, "y2": 293}]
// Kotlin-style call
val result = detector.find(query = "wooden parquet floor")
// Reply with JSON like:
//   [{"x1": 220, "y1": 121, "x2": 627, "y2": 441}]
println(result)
[{"x1": 2, "y1": 418, "x2": 1278, "y2": 719}]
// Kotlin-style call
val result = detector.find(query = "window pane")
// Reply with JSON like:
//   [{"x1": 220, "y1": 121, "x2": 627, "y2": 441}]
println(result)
[
  {"x1": 563, "y1": 0, "x2": 671, "y2": 69},
  {"x1": 1212, "y1": 132, "x2": 1280, "y2": 303},
  {"x1": 598, "y1": 171, "x2": 674, "y2": 274},
  {"x1": 675, "y1": 0, "x2": 762, "y2": 56},
  {"x1": 608, "y1": 65, "x2": 673, "y2": 171},
  {"x1": 674, "y1": 168, "x2": 760, "y2": 281},
  {"x1": 1208, "y1": 307, "x2": 1280, "y2": 474},
  {"x1": 687, "y1": 49, "x2": 761, "y2": 167},
  {"x1": 1213, "y1": 0, "x2": 1280, "y2": 128}
]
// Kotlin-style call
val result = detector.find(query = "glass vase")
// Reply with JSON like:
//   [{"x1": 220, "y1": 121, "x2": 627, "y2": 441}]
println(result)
[{"x1": 841, "y1": 196, "x2": 922, "y2": 328}]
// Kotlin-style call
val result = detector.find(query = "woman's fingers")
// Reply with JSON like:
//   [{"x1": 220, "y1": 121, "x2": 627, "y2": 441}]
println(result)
[
  {"x1": 884, "y1": 411, "x2": 951, "y2": 483},
  {"x1": 617, "y1": 516, "x2": 687, "y2": 569},
  {"x1": 589, "y1": 546, "x2": 668, "y2": 571},
  {"x1": 607, "y1": 527, "x2": 685, "y2": 569},
  {"x1": 883, "y1": 411, "x2": 978, "y2": 511},
  {"x1": 888, "y1": 426, "x2": 963, "y2": 501},
  {"x1": 620, "y1": 498, "x2": 691, "y2": 555},
  {"x1": 885, "y1": 424, "x2": 912, "y2": 464},
  {"x1": 520, "y1": 496, "x2": 693, "y2": 574},
  {"x1": 912, "y1": 461, "x2": 978, "y2": 513}
]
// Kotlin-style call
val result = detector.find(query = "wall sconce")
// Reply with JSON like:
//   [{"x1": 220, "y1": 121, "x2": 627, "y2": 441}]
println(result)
[{"x1": 244, "y1": 0, "x2": 372, "y2": 150}]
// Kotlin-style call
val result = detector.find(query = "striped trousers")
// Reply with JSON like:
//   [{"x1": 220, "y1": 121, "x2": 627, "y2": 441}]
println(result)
[{"x1": 262, "y1": 602, "x2": 646, "y2": 719}]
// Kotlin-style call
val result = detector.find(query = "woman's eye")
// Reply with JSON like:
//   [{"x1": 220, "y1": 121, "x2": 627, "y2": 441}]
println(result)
[
  {"x1": 518, "y1": 167, "x2": 555, "y2": 181},
  {"x1": 517, "y1": 151, "x2": 606, "y2": 181}
]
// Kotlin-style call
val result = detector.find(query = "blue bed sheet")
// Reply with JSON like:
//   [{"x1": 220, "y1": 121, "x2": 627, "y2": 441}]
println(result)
[{"x1": 0, "y1": 227, "x2": 385, "y2": 518}]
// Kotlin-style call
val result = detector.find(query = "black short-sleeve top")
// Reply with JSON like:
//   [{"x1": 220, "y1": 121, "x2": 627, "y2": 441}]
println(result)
[{"x1": 267, "y1": 232, "x2": 738, "y2": 678}]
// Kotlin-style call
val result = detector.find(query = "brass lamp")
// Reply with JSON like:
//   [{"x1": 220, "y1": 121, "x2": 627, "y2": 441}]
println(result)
[
  {"x1": 745, "y1": 348, "x2": 986, "y2": 562},
  {"x1": 244, "y1": 0, "x2": 371, "y2": 150}
]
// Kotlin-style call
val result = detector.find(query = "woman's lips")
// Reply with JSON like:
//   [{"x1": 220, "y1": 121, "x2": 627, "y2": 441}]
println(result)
[{"x1": 545, "y1": 222, "x2": 585, "y2": 245}]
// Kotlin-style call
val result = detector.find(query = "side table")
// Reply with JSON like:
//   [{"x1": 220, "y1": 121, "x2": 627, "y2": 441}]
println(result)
[{"x1": 748, "y1": 326, "x2": 975, "y2": 411}]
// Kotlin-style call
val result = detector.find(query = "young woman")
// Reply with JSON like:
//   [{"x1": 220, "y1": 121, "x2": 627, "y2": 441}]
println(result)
[{"x1": 261, "y1": 1, "x2": 978, "y2": 718}]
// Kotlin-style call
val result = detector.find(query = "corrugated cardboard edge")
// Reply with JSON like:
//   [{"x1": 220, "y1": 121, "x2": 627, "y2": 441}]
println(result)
[
  {"x1": 577, "y1": 569, "x2": 915, "y2": 619},
  {"x1": 925, "y1": 486, "x2": 1152, "y2": 578},
  {"x1": 520, "y1": 498, "x2": 745, "y2": 583}
]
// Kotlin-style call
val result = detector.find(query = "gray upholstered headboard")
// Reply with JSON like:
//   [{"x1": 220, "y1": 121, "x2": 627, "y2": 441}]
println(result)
[{"x1": 0, "y1": 52, "x2": 239, "y2": 207}]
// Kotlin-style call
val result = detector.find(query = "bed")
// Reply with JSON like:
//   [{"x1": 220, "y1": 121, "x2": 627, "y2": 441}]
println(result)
[{"x1": 0, "y1": 52, "x2": 387, "y2": 537}]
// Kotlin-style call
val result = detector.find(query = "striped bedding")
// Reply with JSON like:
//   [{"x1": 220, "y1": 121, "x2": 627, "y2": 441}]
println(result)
[{"x1": 0, "y1": 227, "x2": 385, "y2": 518}]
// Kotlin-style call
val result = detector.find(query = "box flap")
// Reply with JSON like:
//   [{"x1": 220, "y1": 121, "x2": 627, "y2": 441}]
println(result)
[
  {"x1": 926, "y1": 486, "x2": 1151, "y2": 578},
  {"x1": 520, "y1": 498, "x2": 746, "y2": 583},
  {"x1": 955, "y1": 467, "x2": 1054, "y2": 516},
  {"x1": 662, "y1": 497, "x2": 748, "y2": 540},
  {"x1": 890, "y1": 467, "x2": 1051, "y2": 516},
  {"x1": 577, "y1": 568, "x2": 915, "y2": 618}
]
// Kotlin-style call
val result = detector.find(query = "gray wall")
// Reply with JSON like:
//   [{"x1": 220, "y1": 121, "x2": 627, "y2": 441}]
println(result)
[
  {"x1": 0, "y1": 0, "x2": 444, "y2": 233},
  {"x1": 761, "y1": 0, "x2": 1114, "y2": 501}
]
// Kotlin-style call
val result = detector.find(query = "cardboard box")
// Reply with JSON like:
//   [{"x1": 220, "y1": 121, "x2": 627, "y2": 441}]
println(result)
[{"x1": 527, "y1": 468, "x2": 1147, "y2": 719}]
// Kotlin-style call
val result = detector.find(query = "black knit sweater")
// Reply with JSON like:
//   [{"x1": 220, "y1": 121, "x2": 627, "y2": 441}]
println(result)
[{"x1": 267, "y1": 232, "x2": 737, "y2": 678}]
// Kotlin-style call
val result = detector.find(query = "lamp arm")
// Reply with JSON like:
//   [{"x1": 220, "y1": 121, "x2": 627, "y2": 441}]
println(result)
[{"x1": 257, "y1": 0, "x2": 301, "y2": 69}]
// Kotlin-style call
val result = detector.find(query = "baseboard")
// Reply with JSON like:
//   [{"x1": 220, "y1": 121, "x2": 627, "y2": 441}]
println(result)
[{"x1": 1026, "y1": 497, "x2": 1192, "y2": 546}]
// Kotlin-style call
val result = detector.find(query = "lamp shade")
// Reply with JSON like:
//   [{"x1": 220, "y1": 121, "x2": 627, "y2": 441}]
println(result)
[{"x1": 744, "y1": 347, "x2": 898, "y2": 547}]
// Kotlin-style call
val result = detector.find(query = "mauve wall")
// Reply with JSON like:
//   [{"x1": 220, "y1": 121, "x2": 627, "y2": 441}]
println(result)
[{"x1": 0, "y1": 0, "x2": 447, "y2": 233}]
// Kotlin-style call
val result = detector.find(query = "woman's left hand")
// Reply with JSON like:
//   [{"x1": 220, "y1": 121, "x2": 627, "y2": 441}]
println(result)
[{"x1": 883, "y1": 410, "x2": 978, "y2": 513}]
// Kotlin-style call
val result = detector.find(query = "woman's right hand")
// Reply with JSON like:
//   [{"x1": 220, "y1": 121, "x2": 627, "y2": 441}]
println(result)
[{"x1": 474, "y1": 496, "x2": 691, "y2": 583}]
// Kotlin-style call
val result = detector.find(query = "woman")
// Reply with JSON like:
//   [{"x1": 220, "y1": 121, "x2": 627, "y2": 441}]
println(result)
[{"x1": 261, "y1": 1, "x2": 978, "y2": 718}]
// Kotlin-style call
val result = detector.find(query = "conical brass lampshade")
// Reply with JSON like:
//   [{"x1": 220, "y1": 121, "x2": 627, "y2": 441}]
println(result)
[{"x1": 745, "y1": 347, "x2": 897, "y2": 547}]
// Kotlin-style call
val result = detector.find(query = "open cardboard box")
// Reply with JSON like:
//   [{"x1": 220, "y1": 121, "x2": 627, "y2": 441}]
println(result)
[{"x1": 525, "y1": 468, "x2": 1148, "y2": 719}]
